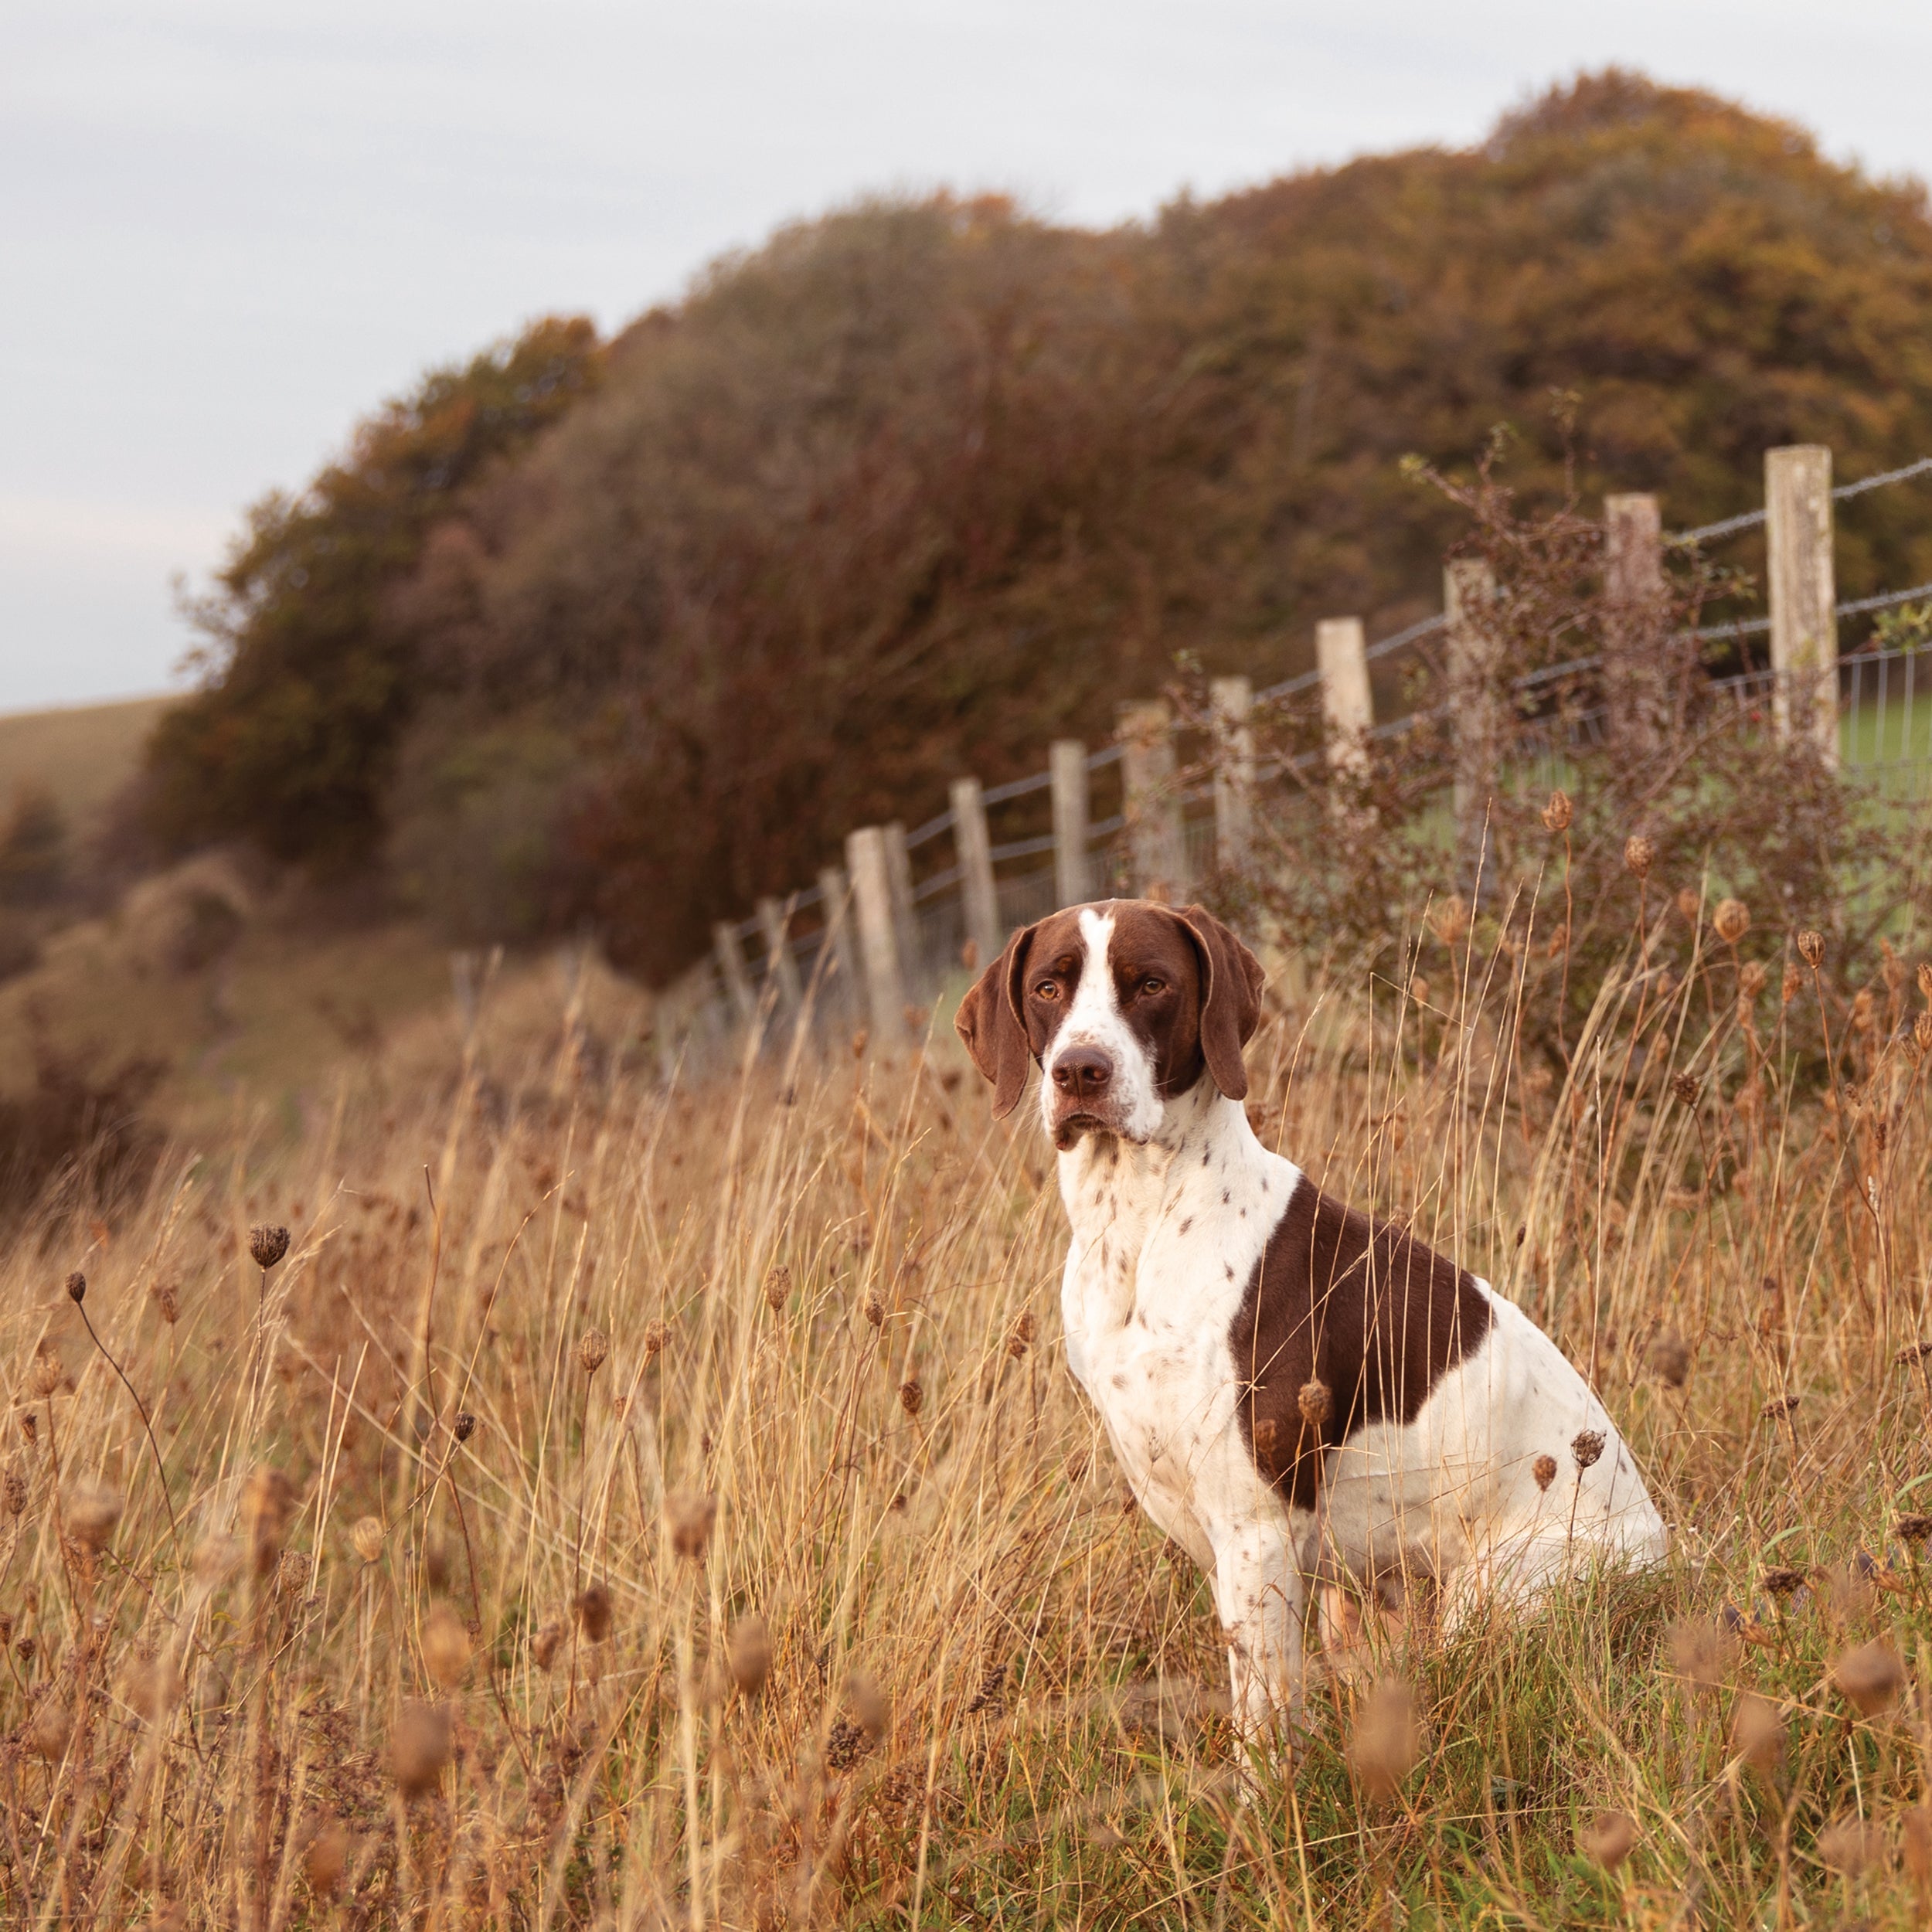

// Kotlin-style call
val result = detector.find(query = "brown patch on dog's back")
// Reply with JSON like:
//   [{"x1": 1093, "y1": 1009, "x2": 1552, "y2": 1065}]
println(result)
[{"x1": 1230, "y1": 1179, "x2": 1491, "y2": 1509}]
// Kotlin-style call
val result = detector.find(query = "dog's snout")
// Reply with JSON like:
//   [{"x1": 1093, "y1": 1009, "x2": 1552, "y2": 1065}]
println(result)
[{"x1": 1052, "y1": 1046, "x2": 1114, "y2": 1100}]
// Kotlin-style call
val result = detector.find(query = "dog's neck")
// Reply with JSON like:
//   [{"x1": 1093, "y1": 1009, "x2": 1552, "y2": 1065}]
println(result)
[{"x1": 1055, "y1": 1077, "x2": 1273, "y2": 1248}]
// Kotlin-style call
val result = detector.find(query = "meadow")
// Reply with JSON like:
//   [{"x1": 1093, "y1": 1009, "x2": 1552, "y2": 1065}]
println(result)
[{"x1": 3, "y1": 879, "x2": 1932, "y2": 1930}]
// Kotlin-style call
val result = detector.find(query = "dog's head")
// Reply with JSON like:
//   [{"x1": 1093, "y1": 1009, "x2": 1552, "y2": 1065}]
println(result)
[{"x1": 954, "y1": 900, "x2": 1265, "y2": 1148}]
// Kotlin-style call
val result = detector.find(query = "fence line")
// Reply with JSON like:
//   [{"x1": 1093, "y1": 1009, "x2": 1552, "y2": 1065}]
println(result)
[{"x1": 679, "y1": 442, "x2": 1932, "y2": 1061}]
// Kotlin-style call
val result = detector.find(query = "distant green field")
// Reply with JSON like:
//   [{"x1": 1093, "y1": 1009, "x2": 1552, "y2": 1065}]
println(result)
[{"x1": 0, "y1": 692, "x2": 173, "y2": 828}]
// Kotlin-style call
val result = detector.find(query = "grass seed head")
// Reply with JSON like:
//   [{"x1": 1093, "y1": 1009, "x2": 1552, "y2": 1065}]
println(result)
[
  {"x1": 387, "y1": 1699, "x2": 451, "y2": 1796},
  {"x1": 1541, "y1": 790, "x2": 1572, "y2": 834},
  {"x1": 1349, "y1": 1678, "x2": 1417, "y2": 1801},
  {"x1": 66, "y1": 1480, "x2": 123, "y2": 1552},
  {"x1": 422, "y1": 1604, "x2": 473, "y2": 1689},
  {"x1": 1798, "y1": 929, "x2": 1825, "y2": 969},
  {"x1": 729, "y1": 1615, "x2": 773, "y2": 1696},
  {"x1": 577, "y1": 1327, "x2": 609, "y2": 1376},
  {"x1": 1816, "y1": 1815, "x2": 1882, "y2": 1876},
  {"x1": 1578, "y1": 1808, "x2": 1637, "y2": 1871},
  {"x1": 1623, "y1": 835, "x2": 1656, "y2": 880},
  {"x1": 1648, "y1": 1330, "x2": 1691, "y2": 1388},
  {"x1": 667, "y1": 1490, "x2": 716, "y2": 1560},
  {"x1": 1833, "y1": 1638, "x2": 1904, "y2": 1716},
  {"x1": 249, "y1": 1225, "x2": 290, "y2": 1270},
  {"x1": 1532, "y1": 1454, "x2": 1558, "y2": 1492},
  {"x1": 1713, "y1": 897, "x2": 1750, "y2": 944},
  {"x1": 1730, "y1": 1692, "x2": 1783, "y2": 1778},
  {"x1": 304, "y1": 1818, "x2": 349, "y2": 1897},
  {"x1": 574, "y1": 1583, "x2": 614, "y2": 1642},
  {"x1": 1570, "y1": 1429, "x2": 1604, "y2": 1471},
  {"x1": 1298, "y1": 1379, "x2": 1334, "y2": 1427}
]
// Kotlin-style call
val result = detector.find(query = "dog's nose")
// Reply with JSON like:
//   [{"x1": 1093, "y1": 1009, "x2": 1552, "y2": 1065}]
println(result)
[{"x1": 1053, "y1": 1047, "x2": 1114, "y2": 1100}]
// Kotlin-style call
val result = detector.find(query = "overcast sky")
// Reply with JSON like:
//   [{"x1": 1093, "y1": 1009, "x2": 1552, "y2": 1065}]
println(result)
[{"x1": 5, "y1": 1, "x2": 1931, "y2": 713}]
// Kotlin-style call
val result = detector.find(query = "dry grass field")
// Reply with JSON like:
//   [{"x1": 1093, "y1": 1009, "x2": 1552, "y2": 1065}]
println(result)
[
  {"x1": 0, "y1": 697, "x2": 172, "y2": 833},
  {"x1": 4, "y1": 887, "x2": 1932, "y2": 1928}
]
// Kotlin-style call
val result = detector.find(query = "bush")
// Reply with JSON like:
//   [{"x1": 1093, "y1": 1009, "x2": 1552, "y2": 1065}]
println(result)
[{"x1": 0, "y1": 1021, "x2": 164, "y2": 1226}]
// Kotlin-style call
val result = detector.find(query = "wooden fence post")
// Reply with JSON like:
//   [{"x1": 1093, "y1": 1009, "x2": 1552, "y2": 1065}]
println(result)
[
  {"x1": 1316, "y1": 617, "x2": 1372, "y2": 776},
  {"x1": 713, "y1": 921, "x2": 757, "y2": 1026},
  {"x1": 883, "y1": 821, "x2": 920, "y2": 992},
  {"x1": 949, "y1": 777, "x2": 1003, "y2": 969},
  {"x1": 1765, "y1": 444, "x2": 1839, "y2": 767},
  {"x1": 1445, "y1": 559, "x2": 1504, "y2": 893},
  {"x1": 1604, "y1": 492, "x2": 1667, "y2": 753},
  {"x1": 815, "y1": 866, "x2": 860, "y2": 1015},
  {"x1": 1119, "y1": 700, "x2": 1186, "y2": 899},
  {"x1": 755, "y1": 896, "x2": 801, "y2": 1012},
  {"x1": 1210, "y1": 676, "x2": 1253, "y2": 875},
  {"x1": 845, "y1": 828, "x2": 910, "y2": 1045},
  {"x1": 1050, "y1": 740, "x2": 1089, "y2": 907}
]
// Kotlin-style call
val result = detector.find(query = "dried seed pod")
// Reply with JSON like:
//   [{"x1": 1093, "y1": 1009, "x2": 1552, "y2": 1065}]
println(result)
[
  {"x1": 1713, "y1": 898, "x2": 1750, "y2": 944},
  {"x1": 574, "y1": 1583, "x2": 614, "y2": 1642},
  {"x1": 2, "y1": 1468, "x2": 25, "y2": 1515},
  {"x1": 66, "y1": 1481, "x2": 123, "y2": 1553},
  {"x1": 898, "y1": 1379, "x2": 923, "y2": 1419},
  {"x1": 666, "y1": 1491, "x2": 716, "y2": 1560},
  {"x1": 30, "y1": 1350, "x2": 63, "y2": 1398},
  {"x1": 1540, "y1": 791, "x2": 1573, "y2": 834},
  {"x1": 64, "y1": 1272, "x2": 85, "y2": 1304},
  {"x1": 1797, "y1": 929, "x2": 1825, "y2": 968},
  {"x1": 1348, "y1": 1678, "x2": 1417, "y2": 1802},
  {"x1": 1297, "y1": 1379, "x2": 1333, "y2": 1428},
  {"x1": 387, "y1": 1699, "x2": 451, "y2": 1795},
  {"x1": 249, "y1": 1225, "x2": 291, "y2": 1270},
  {"x1": 763, "y1": 1265, "x2": 791, "y2": 1314},
  {"x1": 1761, "y1": 1393, "x2": 1801, "y2": 1421},
  {"x1": 304, "y1": 1818, "x2": 349, "y2": 1897},
  {"x1": 577, "y1": 1328, "x2": 610, "y2": 1376},
  {"x1": 422, "y1": 1604, "x2": 473, "y2": 1689},
  {"x1": 862, "y1": 1289, "x2": 885, "y2": 1329},
  {"x1": 1917, "y1": 1011, "x2": 1932, "y2": 1055},
  {"x1": 349, "y1": 1515, "x2": 385, "y2": 1565},
  {"x1": 1623, "y1": 835, "x2": 1655, "y2": 881},
  {"x1": 276, "y1": 1549, "x2": 312, "y2": 1600},
  {"x1": 1760, "y1": 1564, "x2": 1808, "y2": 1600},
  {"x1": 642, "y1": 1318, "x2": 668, "y2": 1362},
  {"x1": 1833, "y1": 1639, "x2": 1904, "y2": 1716},
  {"x1": 1577, "y1": 1809, "x2": 1637, "y2": 1871},
  {"x1": 28, "y1": 1699, "x2": 72, "y2": 1761},
  {"x1": 18, "y1": 1411, "x2": 35, "y2": 1445},
  {"x1": 1648, "y1": 1331, "x2": 1690, "y2": 1389},
  {"x1": 1005, "y1": 1311, "x2": 1036, "y2": 1359},
  {"x1": 530, "y1": 1618, "x2": 566, "y2": 1670},
  {"x1": 1570, "y1": 1430, "x2": 1604, "y2": 1471},
  {"x1": 728, "y1": 1615, "x2": 773, "y2": 1696},
  {"x1": 150, "y1": 1283, "x2": 179, "y2": 1324},
  {"x1": 451, "y1": 1411, "x2": 477, "y2": 1444},
  {"x1": 1532, "y1": 1454, "x2": 1558, "y2": 1492},
  {"x1": 1670, "y1": 1071, "x2": 1699, "y2": 1107},
  {"x1": 1675, "y1": 888, "x2": 1700, "y2": 923}
]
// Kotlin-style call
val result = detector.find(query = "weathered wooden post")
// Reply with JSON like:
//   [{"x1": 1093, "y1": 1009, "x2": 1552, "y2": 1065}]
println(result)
[
  {"x1": 1119, "y1": 700, "x2": 1186, "y2": 900},
  {"x1": 949, "y1": 776, "x2": 1003, "y2": 968},
  {"x1": 845, "y1": 828, "x2": 910, "y2": 1046},
  {"x1": 712, "y1": 920, "x2": 757, "y2": 1026},
  {"x1": 1604, "y1": 492, "x2": 1667, "y2": 753},
  {"x1": 1765, "y1": 444, "x2": 1839, "y2": 767},
  {"x1": 815, "y1": 866, "x2": 860, "y2": 1015},
  {"x1": 755, "y1": 896, "x2": 802, "y2": 1012},
  {"x1": 1050, "y1": 739, "x2": 1090, "y2": 907},
  {"x1": 883, "y1": 820, "x2": 920, "y2": 993},
  {"x1": 1446, "y1": 559, "x2": 1504, "y2": 893},
  {"x1": 1210, "y1": 675, "x2": 1253, "y2": 875},
  {"x1": 1316, "y1": 617, "x2": 1372, "y2": 777}
]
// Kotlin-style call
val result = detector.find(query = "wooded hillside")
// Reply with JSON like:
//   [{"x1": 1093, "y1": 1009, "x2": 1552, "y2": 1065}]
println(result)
[{"x1": 147, "y1": 72, "x2": 1932, "y2": 980}]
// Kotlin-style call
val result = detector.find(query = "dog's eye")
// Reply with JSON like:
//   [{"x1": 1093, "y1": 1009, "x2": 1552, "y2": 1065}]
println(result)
[
  {"x1": 1141, "y1": 977, "x2": 1165, "y2": 997},
  {"x1": 1033, "y1": 980, "x2": 1060, "y2": 1001}
]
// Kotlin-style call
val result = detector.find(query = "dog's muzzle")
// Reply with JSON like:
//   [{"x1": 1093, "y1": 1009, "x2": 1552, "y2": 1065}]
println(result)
[{"x1": 1049, "y1": 1044, "x2": 1124, "y2": 1148}]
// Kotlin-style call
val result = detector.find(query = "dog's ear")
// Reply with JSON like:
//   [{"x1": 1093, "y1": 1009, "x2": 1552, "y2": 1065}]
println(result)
[
  {"x1": 954, "y1": 923, "x2": 1038, "y2": 1119},
  {"x1": 1176, "y1": 905, "x2": 1266, "y2": 1101}
]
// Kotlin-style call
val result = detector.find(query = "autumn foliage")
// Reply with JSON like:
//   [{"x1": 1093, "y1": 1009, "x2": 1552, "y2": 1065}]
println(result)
[{"x1": 148, "y1": 73, "x2": 1932, "y2": 979}]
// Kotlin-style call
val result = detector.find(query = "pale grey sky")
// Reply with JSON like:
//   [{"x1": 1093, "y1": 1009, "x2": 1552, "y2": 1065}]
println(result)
[{"x1": 5, "y1": 0, "x2": 1930, "y2": 712}]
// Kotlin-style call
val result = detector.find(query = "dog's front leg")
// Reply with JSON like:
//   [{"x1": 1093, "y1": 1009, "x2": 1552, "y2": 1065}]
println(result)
[{"x1": 1209, "y1": 1519, "x2": 1306, "y2": 1752}]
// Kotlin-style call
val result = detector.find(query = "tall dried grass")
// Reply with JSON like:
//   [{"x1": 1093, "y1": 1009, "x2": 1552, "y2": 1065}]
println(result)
[{"x1": 2, "y1": 879, "x2": 1931, "y2": 1927}]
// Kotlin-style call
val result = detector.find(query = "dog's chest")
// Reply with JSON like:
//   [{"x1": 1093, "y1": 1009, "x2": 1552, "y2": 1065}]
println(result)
[{"x1": 1057, "y1": 1125, "x2": 1288, "y2": 1544}]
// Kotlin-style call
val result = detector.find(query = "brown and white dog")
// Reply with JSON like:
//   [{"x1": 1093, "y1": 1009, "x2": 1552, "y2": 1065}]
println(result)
[{"x1": 956, "y1": 899, "x2": 1666, "y2": 1739}]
